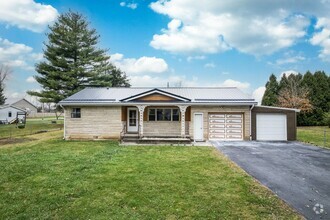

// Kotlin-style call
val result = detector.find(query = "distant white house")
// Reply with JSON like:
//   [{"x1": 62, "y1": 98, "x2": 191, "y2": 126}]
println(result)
[
  {"x1": 0, "y1": 105, "x2": 26, "y2": 124},
  {"x1": 5, "y1": 98, "x2": 37, "y2": 116}
]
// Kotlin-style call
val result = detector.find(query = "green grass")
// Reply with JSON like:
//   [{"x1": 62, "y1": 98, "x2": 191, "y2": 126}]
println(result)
[
  {"x1": 0, "y1": 132, "x2": 300, "y2": 219},
  {"x1": 0, "y1": 117, "x2": 63, "y2": 139},
  {"x1": 297, "y1": 126, "x2": 330, "y2": 149}
]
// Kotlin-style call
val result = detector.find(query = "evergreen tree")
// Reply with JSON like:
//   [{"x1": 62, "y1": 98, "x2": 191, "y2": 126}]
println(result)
[
  {"x1": 261, "y1": 74, "x2": 279, "y2": 106},
  {"x1": 299, "y1": 71, "x2": 330, "y2": 125},
  {"x1": 28, "y1": 11, "x2": 129, "y2": 104}
]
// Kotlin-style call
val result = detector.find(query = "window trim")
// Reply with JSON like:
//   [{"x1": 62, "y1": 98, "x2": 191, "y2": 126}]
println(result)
[
  {"x1": 71, "y1": 108, "x2": 81, "y2": 118},
  {"x1": 148, "y1": 108, "x2": 180, "y2": 122}
]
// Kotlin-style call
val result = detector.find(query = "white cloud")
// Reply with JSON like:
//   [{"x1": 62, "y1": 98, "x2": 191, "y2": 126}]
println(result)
[
  {"x1": 0, "y1": 0, "x2": 58, "y2": 32},
  {"x1": 110, "y1": 53, "x2": 168, "y2": 74},
  {"x1": 252, "y1": 86, "x2": 266, "y2": 105},
  {"x1": 310, "y1": 17, "x2": 330, "y2": 61},
  {"x1": 149, "y1": 0, "x2": 330, "y2": 55},
  {"x1": 0, "y1": 38, "x2": 38, "y2": 70},
  {"x1": 221, "y1": 79, "x2": 250, "y2": 90},
  {"x1": 187, "y1": 55, "x2": 206, "y2": 62},
  {"x1": 120, "y1": 2, "x2": 138, "y2": 10},
  {"x1": 204, "y1": 62, "x2": 216, "y2": 68},
  {"x1": 26, "y1": 76, "x2": 36, "y2": 83}
]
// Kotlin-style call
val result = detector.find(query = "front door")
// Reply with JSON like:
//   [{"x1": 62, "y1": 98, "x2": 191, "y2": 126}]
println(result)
[
  {"x1": 194, "y1": 113, "x2": 203, "y2": 141},
  {"x1": 127, "y1": 108, "x2": 138, "y2": 133}
]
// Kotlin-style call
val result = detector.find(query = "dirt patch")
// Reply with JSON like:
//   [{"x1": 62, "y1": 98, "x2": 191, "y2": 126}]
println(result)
[{"x1": 0, "y1": 137, "x2": 37, "y2": 146}]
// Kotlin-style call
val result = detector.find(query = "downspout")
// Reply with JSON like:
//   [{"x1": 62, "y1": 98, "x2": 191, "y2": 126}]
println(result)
[
  {"x1": 249, "y1": 104, "x2": 255, "y2": 141},
  {"x1": 59, "y1": 104, "x2": 66, "y2": 140}
]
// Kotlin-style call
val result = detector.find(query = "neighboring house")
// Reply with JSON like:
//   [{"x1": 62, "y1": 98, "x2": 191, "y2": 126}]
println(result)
[
  {"x1": 59, "y1": 87, "x2": 300, "y2": 142},
  {"x1": 0, "y1": 105, "x2": 26, "y2": 124},
  {"x1": 5, "y1": 98, "x2": 37, "y2": 116}
]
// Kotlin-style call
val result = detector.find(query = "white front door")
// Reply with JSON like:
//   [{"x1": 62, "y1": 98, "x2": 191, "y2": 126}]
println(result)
[
  {"x1": 194, "y1": 113, "x2": 203, "y2": 141},
  {"x1": 127, "y1": 108, "x2": 138, "y2": 133}
]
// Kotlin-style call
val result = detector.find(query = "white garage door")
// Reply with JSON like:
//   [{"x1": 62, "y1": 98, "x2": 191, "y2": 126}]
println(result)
[
  {"x1": 256, "y1": 114, "x2": 287, "y2": 141},
  {"x1": 209, "y1": 114, "x2": 243, "y2": 140}
]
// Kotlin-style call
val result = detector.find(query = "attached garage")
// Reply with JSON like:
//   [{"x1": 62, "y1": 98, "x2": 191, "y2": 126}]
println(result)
[
  {"x1": 209, "y1": 113, "x2": 243, "y2": 140},
  {"x1": 252, "y1": 106, "x2": 300, "y2": 141}
]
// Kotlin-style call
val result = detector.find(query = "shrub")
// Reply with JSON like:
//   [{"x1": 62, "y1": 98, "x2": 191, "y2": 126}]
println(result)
[{"x1": 17, "y1": 124, "x2": 25, "y2": 129}]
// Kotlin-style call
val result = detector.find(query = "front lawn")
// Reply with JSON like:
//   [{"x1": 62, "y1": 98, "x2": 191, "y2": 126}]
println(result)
[
  {"x1": 297, "y1": 126, "x2": 330, "y2": 149},
  {"x1": 0, "y1": 132, "x2": 300, "y2": 219}
]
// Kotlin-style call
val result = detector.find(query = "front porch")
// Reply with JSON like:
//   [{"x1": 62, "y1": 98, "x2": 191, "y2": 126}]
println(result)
[{"x1": 120, "y1": 105, "x2": 191, "y2": 143}]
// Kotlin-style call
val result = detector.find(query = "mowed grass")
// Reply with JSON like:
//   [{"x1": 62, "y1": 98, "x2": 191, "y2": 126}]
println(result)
[
  {"x1": 0, "y1": 117, "x2": 63, "y2": 139},
  {"x1": 297, "y1": 126, "x2": 330, "y2": 149},
  {"x1": 0, "y1": 132, "x2": 300, "y2": 219}
]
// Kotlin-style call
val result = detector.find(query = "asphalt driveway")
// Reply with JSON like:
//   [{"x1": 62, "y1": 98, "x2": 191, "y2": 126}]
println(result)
[{"x1": 213, "y1": 141, "x2": 330, "y2": 219}]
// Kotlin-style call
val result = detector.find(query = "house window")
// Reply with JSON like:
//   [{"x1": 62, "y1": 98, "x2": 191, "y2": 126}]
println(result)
[
  {"x1": 148, "y1": 109, "x2": 156, "y2": 121},
  {"x1": 71, "y1": 108, "x2": 81, "y2": 118},
  {"x1": 8, "y1": 111, "x2": 12, "y2": 117},
  {"x1": 148, "y1": 108, "x2": 180, "y2": 121}
]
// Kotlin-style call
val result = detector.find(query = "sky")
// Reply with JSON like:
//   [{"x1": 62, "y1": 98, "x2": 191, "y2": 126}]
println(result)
[{"x1": 1, "y1": 0, "x2": 330, "y2": 105}]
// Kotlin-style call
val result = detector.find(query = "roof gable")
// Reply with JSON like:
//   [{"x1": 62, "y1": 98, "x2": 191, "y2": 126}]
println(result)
[{"x1": 120, "y1": 88, "x2": 191, "y2": 102}]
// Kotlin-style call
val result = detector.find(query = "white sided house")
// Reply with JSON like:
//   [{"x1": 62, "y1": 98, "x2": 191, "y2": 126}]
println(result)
[
  {"x1": 59, "y1": 87, "x2": 300, "y2": 142},
  {"x1": 0, "y1": 105, "x2": 26, "y2": 124},
  {"x1": 5, "y1": 98, "x2": 37, "y2": 116}
]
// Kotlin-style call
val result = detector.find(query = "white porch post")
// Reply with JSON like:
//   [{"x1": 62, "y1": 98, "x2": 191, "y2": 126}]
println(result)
[
  {"x1": 178, "y1": 105, "x2": 188, "y2": 137},
  {"x1": 137, "y1": 105, "x2": 147, "y2": 137}
]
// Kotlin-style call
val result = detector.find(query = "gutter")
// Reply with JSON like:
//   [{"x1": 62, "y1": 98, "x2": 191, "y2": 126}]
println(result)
[
  {"x1": 58, "y1": 101, "x2": 258, "y2": 107},
  {"x1": 250, "y1": 104, "x2": 255, "y2": 140}
]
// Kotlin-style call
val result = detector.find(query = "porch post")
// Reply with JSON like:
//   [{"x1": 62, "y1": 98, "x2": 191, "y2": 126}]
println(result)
[
  {"x1": 137, "y1": 105, "x2": 147, "y2": 137},
  {"x1": 178, "y1": 105, "x2": 188, "y2": 137}
]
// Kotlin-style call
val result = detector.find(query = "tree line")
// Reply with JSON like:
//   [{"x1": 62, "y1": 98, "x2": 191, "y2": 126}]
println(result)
[{"x1": 261, "y1": 71, "x2": 330, "y2": 126}]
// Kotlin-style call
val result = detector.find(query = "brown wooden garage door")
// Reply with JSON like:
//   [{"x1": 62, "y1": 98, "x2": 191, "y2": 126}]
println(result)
[{"x1": 209, "y1": 114, "x2": 243, "y2": 140}]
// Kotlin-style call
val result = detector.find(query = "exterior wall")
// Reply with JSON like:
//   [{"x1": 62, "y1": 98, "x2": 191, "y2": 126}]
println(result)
[
  {"x1": 190, "y1": 106, "x2": 251, "y2": 141},
  {"x1": 144, "y1": 121, "x2": 181, "y2": 136},
  {"x1": 0, "y1": 106, "x2": 25, "y2": 122},
  {"x1": 12, "y1": 99, "x2": 37, "y2": 115},
  {"x1": 64, "y1": 106, "x2": 122, "y2": 140},
  {"x1": 251, "y1": 107, "x2": 297, "y2": 141}
]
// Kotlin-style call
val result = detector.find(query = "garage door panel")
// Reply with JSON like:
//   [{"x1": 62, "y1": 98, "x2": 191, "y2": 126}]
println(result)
[
  {"x1": 210, "y1": 134, "x2": 225, "y2": 139},
  {"x1": 226, "y1": 114, "x2": 242, "y2": 118},
  {"x1": 209, "y1": 113, "x2": 243, "y2": 140},
  {"x1": 210, "y1": 124, "x2": 225, "y2": 128},
  {"x1": 209, "y1": 129, "x2": 225, "y2": 133},
  {"x1": 226, "y1": 124, "x2": 242, "y2": 128},
  {"x1": 226, "y1": 119, "x2": 242, "y2": 123},
  {"x1": 210, "y1": 119, "x2": 225, "y2": 123},
  {"x1": 226, "y1": 134, "x2": 242, "y2": 139},
  {"x1": 256, "y1": 114, "x2": 287, "y2": 141}
]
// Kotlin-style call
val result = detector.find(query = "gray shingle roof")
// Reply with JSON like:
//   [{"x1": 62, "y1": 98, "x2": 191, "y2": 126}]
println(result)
[{"x1": 59, "y1": 87, "x2": 256, "y2": 105}]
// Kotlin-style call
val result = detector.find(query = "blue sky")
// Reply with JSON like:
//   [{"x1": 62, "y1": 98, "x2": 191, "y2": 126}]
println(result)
[{"x1": 1, "y1": 0, "x2": 330, "y2": 104}]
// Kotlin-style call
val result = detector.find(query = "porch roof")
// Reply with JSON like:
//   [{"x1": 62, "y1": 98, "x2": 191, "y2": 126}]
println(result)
[{"x1": 59, "y1": 87, "x2": 257, "y2": 106}]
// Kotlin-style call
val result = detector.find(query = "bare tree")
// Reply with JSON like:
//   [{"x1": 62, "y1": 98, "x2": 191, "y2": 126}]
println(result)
[
  {"x1": 277, "y1": 76, "x2": 312, "y2": 112},
  {"x1": 0, "y1": 64, "x2": 11, "y2": 83},
  {"x1": 0, "y1": 64, "x2": 12, "y2": 105}
]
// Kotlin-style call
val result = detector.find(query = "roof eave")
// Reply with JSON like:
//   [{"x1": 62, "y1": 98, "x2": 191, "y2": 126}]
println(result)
[{"x1": 59, "y1": 101, "x2": 257, "y2": 106}]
